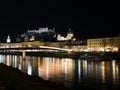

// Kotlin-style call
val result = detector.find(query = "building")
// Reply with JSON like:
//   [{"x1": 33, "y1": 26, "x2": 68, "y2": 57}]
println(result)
[
  {"x1": 16, "y1": 35, "x2": 22, "y2": 43},
  {"x1": 87, "y1": 36, "x2": 120, "y2": 52},
  {"x1": 57, "y1": 28, "x2": 75, "y2": 41},
  {"x1": 64, "y1": 40, "x2": 87, "y2": 52},
  {"x1": 66, "y1": 28, "x2": 74, "y2": 40},
  {"x1": 27, "y1": 27, "x2": 49, "y2": 33},
  {"x1": 21, "y1": 27, "x2": 57, "y2": 42},
  {"x1": 6, "y1": 35, "x2": 11, "y2": 43}
]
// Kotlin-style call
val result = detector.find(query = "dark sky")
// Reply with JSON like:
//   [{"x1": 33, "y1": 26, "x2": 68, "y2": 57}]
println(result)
[{"x1": 0, "y1": 1, "x2": 119, "y2": 41}]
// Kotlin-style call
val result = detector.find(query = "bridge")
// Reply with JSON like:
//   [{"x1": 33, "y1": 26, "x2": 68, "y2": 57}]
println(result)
[
  {"x1": 0, "y1": 44, "x2": 73, "y2": 59},
  {"x1": 0, "y1": 45, "x2": 72, "y2": 52}
]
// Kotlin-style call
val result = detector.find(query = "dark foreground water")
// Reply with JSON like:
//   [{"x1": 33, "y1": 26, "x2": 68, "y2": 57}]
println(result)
[{"x1": 0, "y1": 54, "x2": 120, "y2": 89}]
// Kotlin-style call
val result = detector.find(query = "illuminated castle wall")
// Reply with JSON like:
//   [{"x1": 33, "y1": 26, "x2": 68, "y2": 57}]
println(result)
[
  {"x1": 21, "y1": 27, "x2": 56, "y2": 42},
  {"x1": 57, "y1": 28, "x2": 74, "y2": 41},
  {"x1": 27, "y1": 27, "x2": 49, "y2": 33}
]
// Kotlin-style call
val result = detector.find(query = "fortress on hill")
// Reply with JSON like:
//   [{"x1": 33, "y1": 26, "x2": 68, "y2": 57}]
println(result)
[{"x1": 20, "y1": 27, "x2": 76, "y2": 42}]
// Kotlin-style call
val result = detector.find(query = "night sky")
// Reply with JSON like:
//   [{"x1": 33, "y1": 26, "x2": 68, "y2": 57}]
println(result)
[{"x1": 0, "y1": 1, "x2": 119, "y2": 41}]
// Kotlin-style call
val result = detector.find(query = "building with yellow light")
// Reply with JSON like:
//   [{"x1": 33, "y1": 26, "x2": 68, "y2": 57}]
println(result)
[{"x1": 87, "y1": 36, "x2": 120, "y2": 52}]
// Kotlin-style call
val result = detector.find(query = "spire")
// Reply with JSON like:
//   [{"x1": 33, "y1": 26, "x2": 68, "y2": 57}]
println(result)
[{"x1": 7, "y1": 35, "x2": 11, "y2": 43}]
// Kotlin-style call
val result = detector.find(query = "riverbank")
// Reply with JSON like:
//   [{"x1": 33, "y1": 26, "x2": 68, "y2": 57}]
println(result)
[{"x1": 0, "y1": 63, "x2": 72, "y2": 90}]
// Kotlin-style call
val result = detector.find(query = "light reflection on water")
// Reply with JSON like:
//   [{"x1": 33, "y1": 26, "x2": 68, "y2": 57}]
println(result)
[{"x1": 0, "y1": 54, "x2": 120, "y2": 88}]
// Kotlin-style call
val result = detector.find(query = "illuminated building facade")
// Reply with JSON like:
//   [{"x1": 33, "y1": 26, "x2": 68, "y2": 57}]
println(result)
[
  {"x1": 27, "y1": 27, "x2": 49, "y2": 33},
  {"x1": 57, "y1": 28, "x2": 75, "y2": 41},
  {"x1": 87, "y1": 36, "x2": 120, "y2": 52},
  {"x1": 64, "y1": 40, "x2": 87, "y2": 52},
  {"x1": 6, "y1": 35, "x2": 11, "y2": 43},
  {"x1": 21, "y1": 27, "x2": 56, "y2": 42},
  {"x1": 66, "y1": 29, "x2": 74, "y2": 40}
]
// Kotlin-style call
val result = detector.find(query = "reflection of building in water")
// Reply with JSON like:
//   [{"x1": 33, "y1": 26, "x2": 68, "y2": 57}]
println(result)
[
  {"x1": 0, "y1": 55, "x2": 4, "y2": 63},
  {"x1": 32, "y1": 56, "x2": 38, "y2": 75},
  {"x1": 25, "y1": 56, "x2": 32, "y2": 75},
  {"x1": 27, "y1": 62, "x2": 32, "y2": 75},
  {"x1": 14, "y1": 55, "x2": 17, "y2": 68},
  {"x1": 37, "y1": 57, "x2": 74, "y2": 82},
  {"x1": 38, "y1": 57, "x2": 41, "y2": 76},
  {"x1": 1, "y1": 54, "x2": 120, "y2": 88},
  {"x1": 10, "y1": 55, "x2": 17, "y2": 68},
  {"x1": 6, "y1": 55, "x2": 10, "y2": 66},
  {"x1": 112, "y1": 60, "x2": 119, "y2": 83},
  {"x1": 101, "y1": 61, "x2": 105, "y2": 83},
  {"x1": 22, "y1": 57, "x2": 26, "y2": 72},
  {"x1": 18, "y1": 56, "x2": 22, "y2": 70},
  {"x1": 112, "y1": 60, "x2": 116, "y2": 81}
]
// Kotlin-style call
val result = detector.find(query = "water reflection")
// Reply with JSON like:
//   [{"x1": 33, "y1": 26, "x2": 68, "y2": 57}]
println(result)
[
  {"x1": 0, "y1": 54, "x2": 120, "y2": 88},
  {"x1": 37, "y1": 57, "x2": 74, "y2": 87},
  {"x1": 6, "y1": 55, "x2": 10, "y2": 66},
  {"x1": 101, "y1": 61, "x2": 105, "y2": 83},
  {"x1": 78, "y1": 59, "x2": 81, "y2": 83},
  {"x1": 112, "y1": 60, "x2": 119, "y2": 84}
]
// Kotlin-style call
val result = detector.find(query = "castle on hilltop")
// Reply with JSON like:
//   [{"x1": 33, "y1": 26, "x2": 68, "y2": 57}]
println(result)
[{"x1": 20, "y1": 27, "x2": 75, "y2": 42}]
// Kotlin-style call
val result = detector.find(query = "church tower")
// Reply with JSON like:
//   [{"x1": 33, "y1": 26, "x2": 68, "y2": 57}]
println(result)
[
  {"x1": 66, "y1": 28, "x2": 74, "y2": 40},
  {"x1": 7, "y1": 35, "x2": 11, "y2": 43}
]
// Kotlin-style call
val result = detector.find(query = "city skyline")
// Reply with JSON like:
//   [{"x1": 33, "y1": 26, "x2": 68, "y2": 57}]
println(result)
[{"x1": 0, "y1": 1, "x2": 119, "y2": 40}]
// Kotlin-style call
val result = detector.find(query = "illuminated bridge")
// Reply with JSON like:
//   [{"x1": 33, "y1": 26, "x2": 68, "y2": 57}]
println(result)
[{"x1": 0, "y1": 45, "x2": 72, "y2": 52}]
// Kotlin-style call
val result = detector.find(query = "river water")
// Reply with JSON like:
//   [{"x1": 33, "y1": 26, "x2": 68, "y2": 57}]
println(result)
[{"x1": 0, "y1": 54, "x2": 120, "y2": 89}]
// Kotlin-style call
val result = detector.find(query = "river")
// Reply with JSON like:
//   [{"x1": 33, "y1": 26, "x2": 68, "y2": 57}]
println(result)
[{"x1": 0, "y1": 54, "x2": 120, "y2": 89}]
